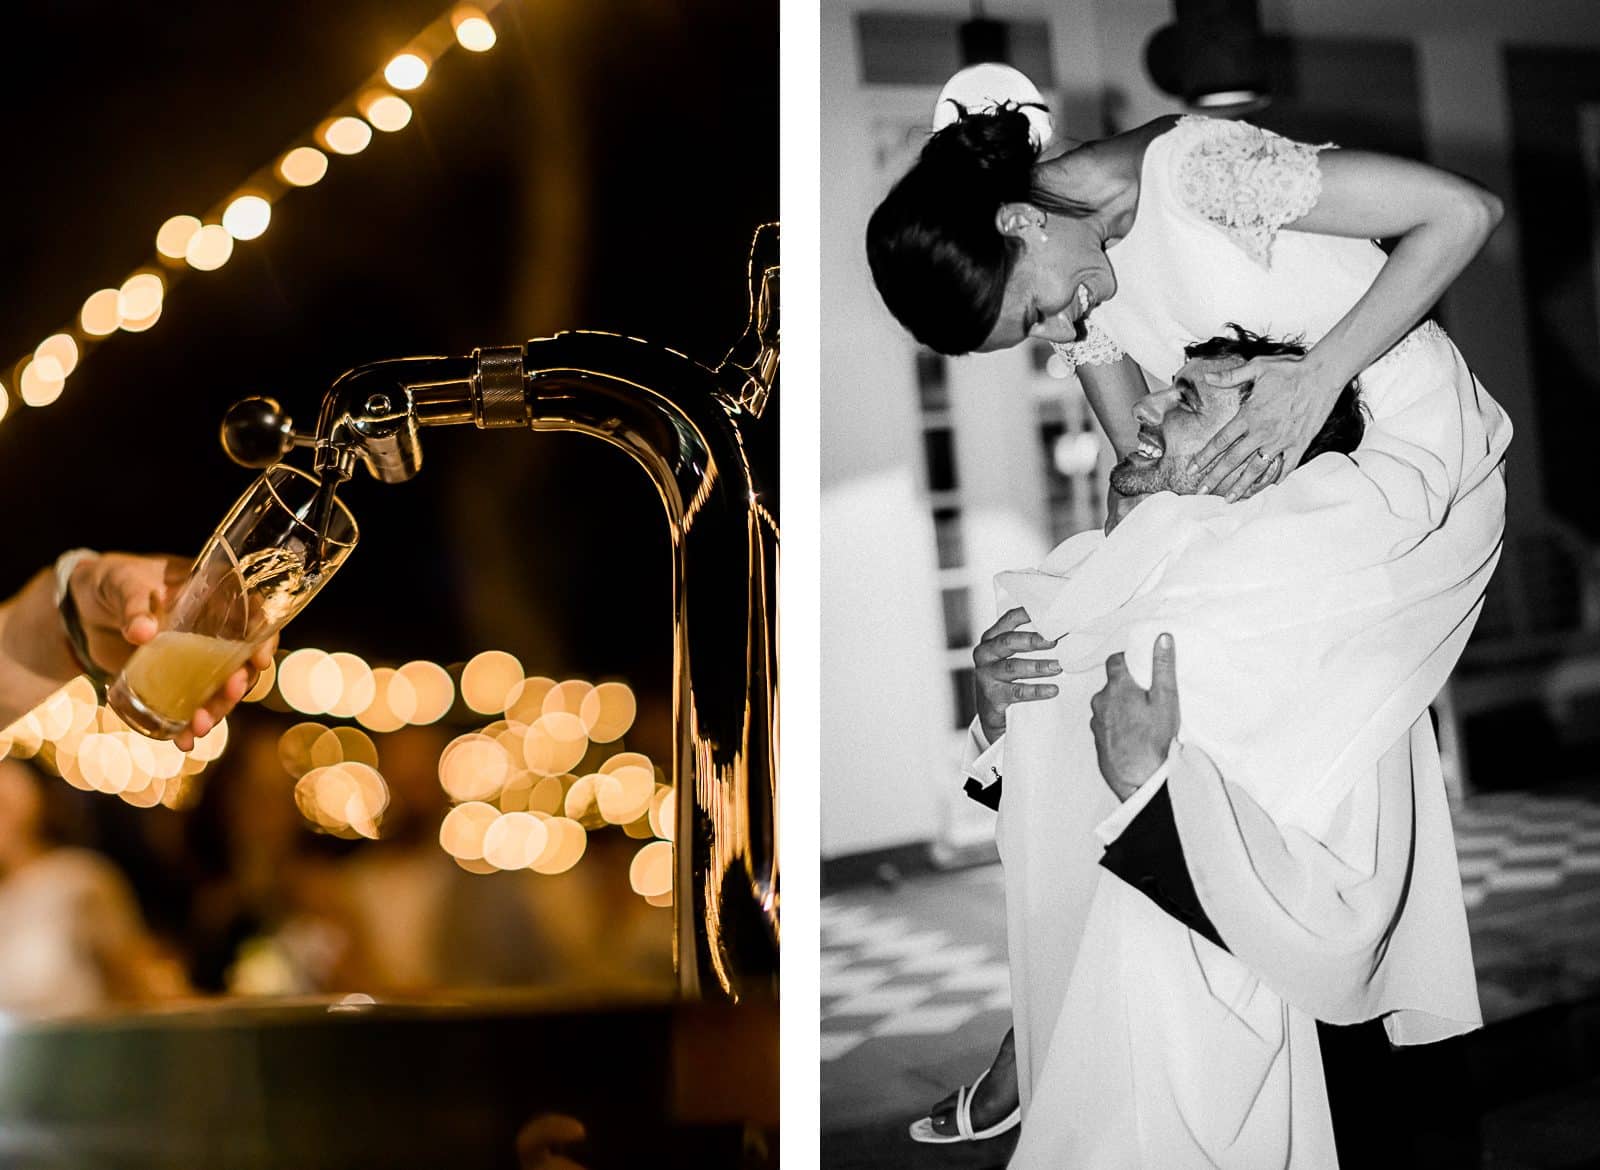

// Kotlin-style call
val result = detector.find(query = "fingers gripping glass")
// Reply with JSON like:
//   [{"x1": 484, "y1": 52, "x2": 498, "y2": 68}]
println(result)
[{"x1": 108, "y1": 466, "x2": 357, "y2": 738}]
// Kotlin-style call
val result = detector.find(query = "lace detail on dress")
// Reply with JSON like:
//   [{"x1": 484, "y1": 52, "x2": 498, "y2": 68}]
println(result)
[
  {"x1": 1365, "y1": 320, "x2": 1448, "y2": 378},
  {"x1": 1046, "y1": 317, "x2": 1124, "y2": 379},
  {"x1": 1173, "y1": 116, "x2": 1332, "y2": 269}
]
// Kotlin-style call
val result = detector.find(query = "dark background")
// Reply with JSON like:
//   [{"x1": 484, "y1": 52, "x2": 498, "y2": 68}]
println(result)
[{"x1": 0, "y1": 0, "x2": 778, "y2": 760}]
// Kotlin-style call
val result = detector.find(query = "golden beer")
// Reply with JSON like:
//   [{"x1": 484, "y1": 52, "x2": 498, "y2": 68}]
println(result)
[{"x1": 111, "y1": 631, "x2": 252, "y2": 737}]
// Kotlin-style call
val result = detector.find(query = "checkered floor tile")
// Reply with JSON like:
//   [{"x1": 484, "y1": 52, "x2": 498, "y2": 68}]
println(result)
[
  {"x1": 1454, "y1": 791, "x2": 1600, "y2": 908},
  {"x1": 821, "y1": 790, "x2": 1600, "y2": 1061}
]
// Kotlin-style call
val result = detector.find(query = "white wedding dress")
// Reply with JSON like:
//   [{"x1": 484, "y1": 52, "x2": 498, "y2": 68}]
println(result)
[{"x1": 973, "y1": 117, "x2": 1510, "y2": 1168}]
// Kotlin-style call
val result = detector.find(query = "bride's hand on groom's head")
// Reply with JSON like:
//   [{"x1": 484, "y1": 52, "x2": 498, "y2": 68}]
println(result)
[
  {"x1": 973, "y1": 606, "x2": 1062, "y2": 742},
  {"x1": 1090, "y1": 634, "x2": 1181, "y2": 801},
  {"x1": 1192, "y1": 354, "x2": 1338, "y2": 500}
]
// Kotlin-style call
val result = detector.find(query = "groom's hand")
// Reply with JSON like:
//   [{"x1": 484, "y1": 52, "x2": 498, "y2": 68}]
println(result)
[
  {"x1": 974, "y1": 607, "x2": 1062, "y2": 743},
  {"x1": 1090, "y1": 634, "x2": 1181, "y2": 801}
]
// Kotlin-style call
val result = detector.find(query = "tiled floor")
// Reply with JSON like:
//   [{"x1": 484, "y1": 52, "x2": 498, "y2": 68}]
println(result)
[{"x1": 821, "y1": 789, "x2": 1600, "y2": 1168}]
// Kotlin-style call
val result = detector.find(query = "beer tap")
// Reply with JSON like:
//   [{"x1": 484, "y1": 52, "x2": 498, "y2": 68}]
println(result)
[{"x1": 219, "y1": 224, "x2": 780, "y2": 1000}]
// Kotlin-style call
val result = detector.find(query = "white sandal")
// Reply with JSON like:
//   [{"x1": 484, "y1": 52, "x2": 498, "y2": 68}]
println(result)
[{"x1": 906, "y1": 1066, "x2": 1022, "y2": 1144}]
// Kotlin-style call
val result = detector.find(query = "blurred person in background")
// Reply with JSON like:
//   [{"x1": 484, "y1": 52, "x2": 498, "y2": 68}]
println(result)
[
  {"x1": 338, "y1": 725, "x2": 671, "y2": 994},
  {"x1": 0, "y1": 756, "x2": 187, "y2": 1016},
  {"x1": 186, "y1": 717, "x2": 368, "y2": 995}
]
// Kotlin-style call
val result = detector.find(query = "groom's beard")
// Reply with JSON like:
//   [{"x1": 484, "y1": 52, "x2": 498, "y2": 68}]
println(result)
[{"x1": 1109, "y1": 425, "x2": 1202, "y2": 498}]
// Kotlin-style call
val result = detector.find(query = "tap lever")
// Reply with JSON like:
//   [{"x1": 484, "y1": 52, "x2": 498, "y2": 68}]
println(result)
[{"x1": 221, "y1": 397, "x2": 310, "y2": 468}]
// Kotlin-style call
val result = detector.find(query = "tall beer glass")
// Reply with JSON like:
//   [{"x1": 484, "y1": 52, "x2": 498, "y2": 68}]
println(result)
[{"x1": 107, "y1": 465, "x2": 357, "y2": 738}]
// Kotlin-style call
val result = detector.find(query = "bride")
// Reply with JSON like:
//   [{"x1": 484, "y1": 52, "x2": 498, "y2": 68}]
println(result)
[{"x1": 867, "y1": 67, "x2": 1508, "y2": 1165}]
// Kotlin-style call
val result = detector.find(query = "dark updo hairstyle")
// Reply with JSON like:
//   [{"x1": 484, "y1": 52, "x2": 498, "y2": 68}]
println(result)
[{"x1": 866, "y1": 103, "x2": 1090, "y2": 356}]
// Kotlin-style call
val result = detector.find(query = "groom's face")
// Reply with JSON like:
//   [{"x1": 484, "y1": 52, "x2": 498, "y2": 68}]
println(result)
[{"x1": 1108, "y1": 357, "x2": 1248, "y2": 498}]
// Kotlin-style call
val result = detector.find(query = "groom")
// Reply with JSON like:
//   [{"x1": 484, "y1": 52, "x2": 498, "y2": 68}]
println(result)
[{"x1": 930, "y1": 327, "x2": 1475, "y2": 1163}]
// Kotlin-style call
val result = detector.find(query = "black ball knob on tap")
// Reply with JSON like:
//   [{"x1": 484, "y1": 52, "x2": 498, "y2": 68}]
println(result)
[{"x1": 220, "y1": 397, "x2": 294, "y2": 468}]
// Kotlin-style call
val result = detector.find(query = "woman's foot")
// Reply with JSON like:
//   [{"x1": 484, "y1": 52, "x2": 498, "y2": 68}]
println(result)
[{"x1": 918, "y1": 1027, "x2": 1019, "y2": 1140}]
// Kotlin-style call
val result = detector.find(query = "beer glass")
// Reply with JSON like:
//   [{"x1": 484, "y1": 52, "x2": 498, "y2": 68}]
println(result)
[{"x1": 107, "y1": 465, "x2": 357, "y2": 738}]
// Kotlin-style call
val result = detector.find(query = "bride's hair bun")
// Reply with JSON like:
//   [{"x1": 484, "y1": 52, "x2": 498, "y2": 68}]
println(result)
[{"x1": 921, "y1": 103, "x2": 1040, "y2": 200}]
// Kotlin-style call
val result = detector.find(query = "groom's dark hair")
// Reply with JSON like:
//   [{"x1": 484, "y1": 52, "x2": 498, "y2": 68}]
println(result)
[{"x1": 1184, "y1": 325, "x2": 1366, "y2": 465}]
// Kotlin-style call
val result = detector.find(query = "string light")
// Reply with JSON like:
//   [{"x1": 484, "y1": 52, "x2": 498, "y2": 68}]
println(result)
[
  {"x1": 360, "y1": 91, "x2": 414, "y2": 133},
  {"x1": 383, "y1": 53, "x2": 430, "y2": 91},
  {"x1": 35, "y1": 335, "x2": 79, "y2": 379},
  {"x1": 80, "y1": 289, "x2": 122, "y2": 336},
  {"x1": 155, "y1": 215, "x2": 201, "y2": 260},
  {"x1": 184, "y1": 224, "x2": 234, "y2": 272},
  {"x1": 452, "y1": 6, "x2": 498, "y2": 52},
  {"x1": 277, "y1": 146, "x2": 329, "y2": 187},
  {"x1": 319, "y1": 116, "x2": 373, "y2": 156},
  {"x1": 18, "y1": 359, "x2": 65, "y2": 407},
  {"x1": 221, "y1": 195, "x2": 272, "y2": 241},
  {"x1": 0, "y1": 0, "x2": 508, "y2": 427}
]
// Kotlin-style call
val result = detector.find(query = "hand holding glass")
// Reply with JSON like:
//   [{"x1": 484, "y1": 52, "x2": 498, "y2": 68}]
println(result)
[{"x1": 108, "y1": 466, "x2": 357, "y2": 739}]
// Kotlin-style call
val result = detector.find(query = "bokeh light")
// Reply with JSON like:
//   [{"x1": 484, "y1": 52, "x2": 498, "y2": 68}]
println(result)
[
  {"x1": 278, "y1": 146, "x2": 329, "y2": 187},
  {"x1": 243, "y1": 655, "x2": 277, "y2": 702},
  {"x1": 222, "y1": 194, "x2": 272, "y2": 241},
  {"x1": 155, "y1": 214, "x2": 201, "y2": 259},
  {"x1": 355, "y1": 667, "x2": 406, "y2": 733},
  {"x1": 118, "y1": 302, "x2": 162, "y2": 333},
  {"x1": 527, "y1": 775, "x2": 565, "y2": 815},
  {"x1": 278, "y1": 721, "x2": 329, "y2": 778},
  {"x1": 119, "y1": 273, "x2": 165, "y2": 323},
  {"x1": 439, "y1": 733, "x2": 510, "y2": 802},
  {"x1": 360, "y1": 91, "x2": 413, "y2": 133},
  {"x1": 80, "y1": 288, "x2": 122, "y2": 335},
  {"x1": 596, "y1": 764, "x2": 654, "y2": 824},
  {"x1": 531, "y1": 816, "x2": 587, "y2": 874},
  {"x1": 35, "y1": 334, "x2": 79, "y2": 380},
  {"x1": 325, "y1": 652, "x2": 376, "y2": 719},
  {"x1": 452, "y1": 7, "x2": 497, "y2": 51},
  {"x1": 629, "y1": 840, "x2": 673, "y2": 898},
  {"x1": 188, "y1": 717, "x2": 229, "y2": 762},
  {"x1": 522, "y1": 712, "x2": 589, "y2": 776},
  {"x1": 483, "y1": 811, "x2": 549, "y2": 870},
  {"x1": 396, "y1": 660, "x2": 453, "y2": 724},
  {"x1": 184, "y1": 223, "x2": 235, "y2": 271},
  {"x1": 541, "y1": 679, "x2": 593, "y2": 720},
  {"x1": 383, "y1": 52, "x2": 429, "y2": 90},
  {"x1": 439, "y1": 800, "x2": 499, "y2": 861},
  {"x1": 461, "y1": 650, "x2": 523, "y2": 714},
  {"x1": 19, "y1": 359, "x2": 65, "y2": 407},
  {"x1": 320, "y1": 116, "x2": 373, "y2": 156},
  {"x1": 505, "y1": 676, "x2": 556, "y2": 723},
  {"x1": 579, "y1": 681, "x2": 637, "y2": 742},
  {"x1": 648, "y1": 784, "x2": 675, "y2": 841},
  {"x1": 563, "y1": 774, "x2": 601, "y2": 823}
]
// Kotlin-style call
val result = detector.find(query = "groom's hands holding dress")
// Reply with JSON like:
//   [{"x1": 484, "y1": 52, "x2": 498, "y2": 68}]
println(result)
[
  {"x1": 1091, "y1": 634, "x2": 1181, "y2": 801},
  {"x1": 974, "y1": 606, "x2": 1062, "y2": 742}
]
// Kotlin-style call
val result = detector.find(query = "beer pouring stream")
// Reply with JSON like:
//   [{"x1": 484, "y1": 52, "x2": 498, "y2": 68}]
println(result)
[{"x1": 220, "y1": 225, "x2": 780, "y2": 1000}]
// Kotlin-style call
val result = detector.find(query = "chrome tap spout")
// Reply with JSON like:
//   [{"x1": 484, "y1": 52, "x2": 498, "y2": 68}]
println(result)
[{"x1": 221, "y1": 226, "x2": 780, "y2": 1002}]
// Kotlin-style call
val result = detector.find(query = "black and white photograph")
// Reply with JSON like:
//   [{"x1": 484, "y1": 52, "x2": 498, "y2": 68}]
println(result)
[{"x1": 822, "y1": 1, "x2": 1600, "y2": 1166}]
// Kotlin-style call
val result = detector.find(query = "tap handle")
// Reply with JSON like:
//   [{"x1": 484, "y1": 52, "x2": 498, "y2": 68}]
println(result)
[
  {"x1": 748, "y1": 222, "x2": 778, "y2": 345},
  {"x1": 721, "y1": 222, "x2": 779, "y2": 417},
  {"x1": 221, "y1": 397, "x2": 298, "y2": 468}
]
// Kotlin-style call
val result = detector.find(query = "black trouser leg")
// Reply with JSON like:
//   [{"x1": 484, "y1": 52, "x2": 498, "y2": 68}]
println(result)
[{"x1": 1317, "y1": 1019, "x2": 1481, "y2": 1169}]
